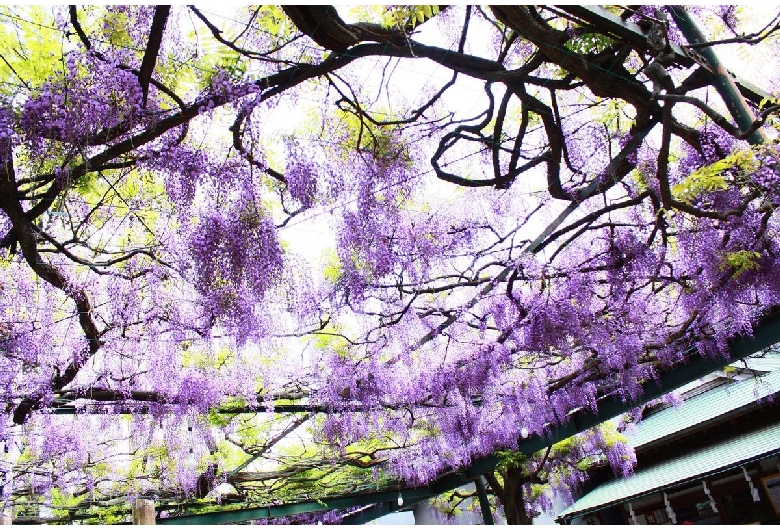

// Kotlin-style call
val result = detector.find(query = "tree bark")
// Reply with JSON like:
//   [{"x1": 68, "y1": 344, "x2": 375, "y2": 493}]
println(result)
[{"x1": 485, "y1": 467, "x2": 534, "y2": 525}]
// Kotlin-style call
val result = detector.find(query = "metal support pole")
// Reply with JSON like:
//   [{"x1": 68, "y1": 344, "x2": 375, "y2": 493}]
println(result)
[
  {"x1": 560, "y1": 6, "x2": 773, "y2": 106},
  {"x1": 475, "y1": 476, "x2": 495, "y2": 525},
  {"x1": 668, "y1": 6, "x2": 767, "y2": 145}
]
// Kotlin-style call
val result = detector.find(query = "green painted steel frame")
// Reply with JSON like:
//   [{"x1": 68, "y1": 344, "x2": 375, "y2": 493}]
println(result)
[
  {"x1": 668, "y1": 6, "x2": 767, "y2": 144},
  {"x1": 559, "y1": 6, "x2": 774, "y2": 107},
  {"x1": 156, "y1": 488, "x2": 432, "y2": 525}
]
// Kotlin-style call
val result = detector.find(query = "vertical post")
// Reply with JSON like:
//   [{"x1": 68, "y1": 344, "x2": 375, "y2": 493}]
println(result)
[
  {"x1": 628, "y1": 502, "x2": 638, "y2": 525},
  {"x1": 668, "y1": 7, "x2": 767, "y2": 145},
  {"x1": 132, "y1": 499, "x2": 156, "y2": 525},
  {"x1": 702, "y1": 480, "x2": 719, "y2": 513},
  {"x1": 474, "y1": 476, "x2": 494, "y2": 525},
  {"x1": 663, "y1": 492, "x2": 677, "y2": 524},
  {"x1": 0, "y1": 507, "x2": 11, "y2": 525}
]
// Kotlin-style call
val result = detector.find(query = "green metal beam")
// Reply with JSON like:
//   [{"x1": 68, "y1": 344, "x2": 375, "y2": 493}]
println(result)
[
  {"x1": 156, "y1": 488, "x2": 434, "y2": 525},
  {"x1": 668, "y1": 7, "x2": 767, "y2": 144},
  {"x1": 48, "y1": 400, "x2": 478, "y2": 416},
  {"x1": 559, "y1": 6, "x2": 774, "y2": 107},
  {"x1": 49, "y1": 403, "x2": 319, "y2": 415},
  {"x1": 340, "y1": 503, "x2": 395, "y2": 525},
  {"x1": 340, "y1": 502, "x2": 419, "y2": 525},
  {"x1": 430, "y1": 310, "x2": 780, "y2": 489},
  {"x1": 560, "y1": 6, "x2": 693, "y2": 63}
]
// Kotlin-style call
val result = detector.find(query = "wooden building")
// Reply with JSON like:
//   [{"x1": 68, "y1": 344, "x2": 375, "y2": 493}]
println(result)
[{"x1": 557, "y1": 358, "x2": 780, "y2": 525}]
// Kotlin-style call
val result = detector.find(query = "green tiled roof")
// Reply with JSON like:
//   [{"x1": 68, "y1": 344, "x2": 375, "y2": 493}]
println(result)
[
  {"x1": 631, "y1": 370, "x2": 780, "y2": 449},
  {"x1": 557, "y1": 421, "x2": 780, "y2": 520},
  {"x1": 740, "y1": 352, "x2": 780, "y2": 373}
]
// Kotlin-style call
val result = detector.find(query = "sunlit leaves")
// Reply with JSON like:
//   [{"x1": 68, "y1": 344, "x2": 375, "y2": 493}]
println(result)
[
  {"x1": 565, "y1": 32, "x2": 616, "y2": 55},
  {"x1": 720, "y1": 250, "x2": 762, "y2": 278},
  {"x1": 101, "y1": 8, "x2": 135, "y2": 48},
  {"x1": 379, "y1": 5, "x2": 441, "y2": 30},
  {"x1": 0, "y1": 7, "x2": 62, "y2": 98},
  {"x1": 672, "y1": 148, "x2": 755, "y2": 202},
  {"x1": 331, "y1": 107, "x2": 409, "y2": 165}
]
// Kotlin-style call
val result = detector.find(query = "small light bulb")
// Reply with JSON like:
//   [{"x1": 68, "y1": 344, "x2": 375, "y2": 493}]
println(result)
[
  {"x1": 520, "y1": 427, "x2": 529, "y2": 439},
  {"x1": 185, "y1": 448, "x2": 197, "y2": 469},
  {"x1": 153, "y1": 423, "x2": 165, "y2": 442},
  {"x1": 397, "y1": 492, "x2": 403, "y2": 507}
]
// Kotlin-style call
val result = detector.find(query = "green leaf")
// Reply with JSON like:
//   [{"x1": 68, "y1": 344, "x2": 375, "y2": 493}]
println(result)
[
  {"x1": 720, "y1": 250, "x2": 762, "y2": 278},
  {"x1": 672, "y1": 149, "x2": 756, "y2": 203},
  {"x1": 0, "y1": 7, "x2": 63, "y2": 95}
]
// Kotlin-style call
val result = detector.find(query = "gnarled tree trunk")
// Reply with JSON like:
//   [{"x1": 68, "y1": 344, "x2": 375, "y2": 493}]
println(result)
[{"x1": 485, "y1": 468, "x2": 534, "y2": 525}]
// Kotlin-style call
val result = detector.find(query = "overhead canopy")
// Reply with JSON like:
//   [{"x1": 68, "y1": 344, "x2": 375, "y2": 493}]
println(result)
[{"x1": 556, "y1": 421, "x2": 780, "y2": 521}]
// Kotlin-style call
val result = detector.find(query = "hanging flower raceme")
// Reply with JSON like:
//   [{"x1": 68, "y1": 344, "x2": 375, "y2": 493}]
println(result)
[
  {"x1": 21, "y1": 53, "x2": 144, "y2": 151},
  {"x1": 186, "y1": 197, "x2": 283, "y2": 339}
]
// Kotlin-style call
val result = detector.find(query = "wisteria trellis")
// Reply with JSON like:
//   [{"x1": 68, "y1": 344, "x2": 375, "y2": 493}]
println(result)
[{"x1": 1, "y1": 4, "x2": 780, "y2": 524}]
